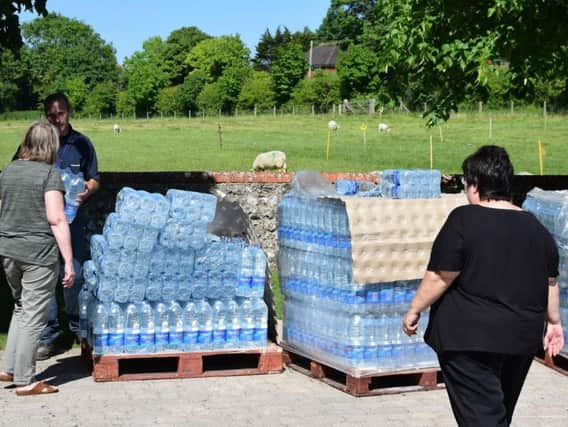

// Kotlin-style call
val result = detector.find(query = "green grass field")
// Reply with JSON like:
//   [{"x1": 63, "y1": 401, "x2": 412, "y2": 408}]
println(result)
[{"x1": 1, "y1": 110, "x2": 567, "y2": 174}]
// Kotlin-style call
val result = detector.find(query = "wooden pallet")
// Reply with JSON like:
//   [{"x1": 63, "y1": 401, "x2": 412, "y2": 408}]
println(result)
[
  {"x1": 81, "y1": 342, "x2": 283, "y2": 382},
  {"x1": 281, "y1": 344, "x2": 444, "y2": 397},
  {"x1": 535, "y1": 349, "x2": 568, "y2": 376}
]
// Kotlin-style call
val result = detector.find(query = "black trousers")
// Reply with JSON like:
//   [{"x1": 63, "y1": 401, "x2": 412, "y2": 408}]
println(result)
[{"x1": 438, "y1": 351, "x2": 534, "y2": 427}]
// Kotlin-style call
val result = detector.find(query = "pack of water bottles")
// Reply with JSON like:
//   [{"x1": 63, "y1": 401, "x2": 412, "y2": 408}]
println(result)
[
  {"x1": 56, "y1": 167, "x2": 84, "y2": 223},
  {"x1": 80, "y1": 187, "x2": 270, "y2": 355},
  {"x1": 380, "y1": 169, "x2": 441, "y2": 199},
  {"x1": 278, "y1": 185, "x2": 438, "y2": 374},
  {"x1": 522, "y1": 188, "x2": 568, "y2": 354}
]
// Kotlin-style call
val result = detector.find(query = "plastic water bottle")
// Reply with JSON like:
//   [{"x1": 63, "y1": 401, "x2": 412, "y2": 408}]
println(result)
[
  {"x1": 239, "y1": 298, "x2": 255, "y2": 348},
  {"x1": 211, "y1": 299, "x2": 227, "y2": 349},
  {"x1": 124, "y1": 303, "x2": 140, "y2": 354},
  {"x1": 237, "y1": 247, "x2": 254, "y2": 297},
  {"x1": 251, "y1": 298, "x2": 268, "y2": 347},
  {"x1": 251, "y1": 247, "x2": 267, "y2": 298},
  {"x1": 167, "y1": 301, "x2": 184, "y2": 351},
  {"x1": 107, "y1": 302, "x2": 125, "y2": 354},
  {"x1": 91, "y1": 301, "x2": 109, "y2": 355},
  {"x1": 224, "y1": 298, "x2": 240, "y2": 349},
  {"x1": 138, "y1": 301, "x2": 155, "y2": 353},
  {"x1": 63, "y1": 169, "x2": 84, "y2": 223},
  {"x1": 78, "y1": 285, "x2": 91, "y2": 339},
  {"x1": 182, "y1": 301, "x2": 199, "y2": 351},
  {"x1": 154, "y1": 302, "x2": 169, "y2": 353},
  {"x1": 196, "y1": 299, "x2": 213, "y2": 350}
]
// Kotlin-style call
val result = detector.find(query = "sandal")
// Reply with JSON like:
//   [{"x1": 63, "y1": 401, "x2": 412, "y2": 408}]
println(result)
[
  {"x1": 15, "y1": 381, "x2": 58, "y2": 396},
  {"x1": 0, "y1": 372, "x2": 13, "y2": 382}
]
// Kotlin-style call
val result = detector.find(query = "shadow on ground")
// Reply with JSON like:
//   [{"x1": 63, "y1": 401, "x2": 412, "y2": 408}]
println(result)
[{"x1": 35, "y1": 354, "x2": 91, "y2": 386}]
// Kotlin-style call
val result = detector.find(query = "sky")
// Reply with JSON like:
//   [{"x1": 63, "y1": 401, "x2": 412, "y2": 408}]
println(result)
[{"x1": 20, "y1": 0, "x2": 331, "y2": 64}]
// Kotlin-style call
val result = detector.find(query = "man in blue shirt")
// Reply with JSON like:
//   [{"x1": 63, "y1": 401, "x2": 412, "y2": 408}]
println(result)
[{"x1": 37, "y1": 93, "x2": 100, "y2": 360}]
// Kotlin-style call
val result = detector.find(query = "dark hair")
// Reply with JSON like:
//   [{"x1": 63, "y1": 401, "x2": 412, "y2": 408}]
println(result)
[
  {"x1": 44, "y1": 92, "x2": 72, "y2": 115},
  {"x1": 461, "y1": 145, "x2": 514, "y2": 201}
]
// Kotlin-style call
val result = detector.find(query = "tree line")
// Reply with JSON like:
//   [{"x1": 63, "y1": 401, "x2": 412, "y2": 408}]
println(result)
[{"x1": 1, "y1": 1, "x2": 568, "y2": 125}]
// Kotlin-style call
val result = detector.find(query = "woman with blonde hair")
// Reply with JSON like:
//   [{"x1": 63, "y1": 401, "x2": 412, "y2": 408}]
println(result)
[{"x1": 0, "y1": 122, "x2": 75, "y2": 396}]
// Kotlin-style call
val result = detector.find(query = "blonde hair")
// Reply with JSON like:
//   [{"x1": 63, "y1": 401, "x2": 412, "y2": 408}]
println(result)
[{"x1": 18, "y1": 122, "x2": 60, "y2": 164}]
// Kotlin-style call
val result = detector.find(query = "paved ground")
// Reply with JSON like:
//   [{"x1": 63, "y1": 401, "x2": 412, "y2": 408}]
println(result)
[{"x1": 0, "y1": 347, "x2": 567, "y2": 427}]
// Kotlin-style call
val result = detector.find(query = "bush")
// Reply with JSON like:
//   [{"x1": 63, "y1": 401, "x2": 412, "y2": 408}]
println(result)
[{"x1": 237, "y1": 71, "x2": 275, "y2": 111}]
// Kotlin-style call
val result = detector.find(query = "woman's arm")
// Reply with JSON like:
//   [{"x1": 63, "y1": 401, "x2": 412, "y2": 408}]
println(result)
[
  {"x1": 45, "y1": 190, "x2": 75, "y2": 288},
  {"x1": 402, "y1": 270, "x2": 460, "y2": 336},
  {"x1": 544, "y1": 278, "x2": 564, "y2": 357}
]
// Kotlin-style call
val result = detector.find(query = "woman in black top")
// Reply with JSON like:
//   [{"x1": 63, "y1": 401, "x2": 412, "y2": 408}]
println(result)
[{"x1": 403, "y1": 145, "x2": 563, "y2": 426}]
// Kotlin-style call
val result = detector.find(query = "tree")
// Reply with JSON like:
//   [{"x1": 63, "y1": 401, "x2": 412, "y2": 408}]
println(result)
[
  {"x1": 186, "y1": 35, "x2": 250, "y2": 82},
  {"x1": 360, "y1": 0, "x2": 568, "y2": 125},
  {"x1": 115, "y1": 90, "x2": 135, "y2": 116},
  {"x1": 83, "y1": 80, "x2": 117, "y2": 115},
  {"x1": 336, "y1": 44, "x2": 379, "y2": 99},
  {"x1": 22, "y1": 13, "x2": 118, "y2": 101},
  {"x1": 155, "y1": 86, "x2": 182, "y2": 115},
  {"x1": 197, "y1": 82, "x2": 223, "y2": 113},
  {"x1": 163, "y1": 26, "x2": 210, "y2": 85},
  {"x1": 238, "y1": 71, "x2": 275, "y2": 111},
  {"x1": 176, "y1": 70, "x2": 208, "y2": 114},
  {"x1": 0, "y1": 48, "x2": 34, "y2": 111},
  {"x1": 292, "y1": 71, "x2": 341, "y2": 111},
  {"x1": 122, "y1": 36, "x2": 169, "y2": 114},
  {"x1": 317, "y1": 0, "x2": 378, "y2": 47},
  {"x1": 64, "y1": 76, "x2": 88, "y2": 112},
  {"x1": 0, "y1": 0, "x2": 47, "y2": 50},
  {"x1": 253, "y1": 26, "x2": 316, "y2": 71},
  {"x1": 271, "y1": 43, "x2": 308, "y2": 105}
]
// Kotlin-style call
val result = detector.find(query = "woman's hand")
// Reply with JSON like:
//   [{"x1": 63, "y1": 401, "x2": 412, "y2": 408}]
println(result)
[
  {"x1": 62, "y1": 261, "x2": 75, "y2": 288},
  {"x1": 543, "y1": 322, "x2": 564, "y2": 358},
  {"x1": 403, "y1": 310, "x2": 421, "y2": 336}
]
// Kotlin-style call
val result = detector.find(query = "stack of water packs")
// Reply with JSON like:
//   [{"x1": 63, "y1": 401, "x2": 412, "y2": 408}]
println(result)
[
  {"x1": 523, "y1": 188, "x2": 568, "y2": 353},
  {"x1": 278, "y1": 193, "x2": 437, "y2": 373},
  {"x1": 80, "y1": 187, "x2": 269, "y2": 355}
]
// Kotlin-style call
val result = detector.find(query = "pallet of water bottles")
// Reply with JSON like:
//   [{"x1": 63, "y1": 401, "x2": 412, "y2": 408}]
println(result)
[
  {"x1": 535, "y1": 349, "x2": 568, "y2": 377},
  {"x1": 281, "y1": 343, "x2": 443, "y2": 397},
  {"x1": 81, "y1": 340, "x2": 283, "y2": 382}
]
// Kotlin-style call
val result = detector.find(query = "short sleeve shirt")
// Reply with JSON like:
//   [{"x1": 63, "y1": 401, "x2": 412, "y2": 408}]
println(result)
[
  {"x1": 424, "y1": 204, "x2": 559, "y2": 355},
  {"x1": 57, "y1": 125, "x2": 99, "y2": 182},
  {"x1": 0, "y1": 160, "x2": 65, "y2": 265}
]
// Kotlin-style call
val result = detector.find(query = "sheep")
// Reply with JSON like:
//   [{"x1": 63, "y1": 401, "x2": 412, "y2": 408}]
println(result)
[
  {"x1": 378, "y1": 123, "x2": 391, "y2": 132},
  {"x1": 327, "y1": 120, "x2": 339, "y2": 131},
  {"x1": 113, "y1": 123, "x2": 121, "y2": 134},
  {"x1": 252, "y1": 151, "x2": 287, "y2": 173}
]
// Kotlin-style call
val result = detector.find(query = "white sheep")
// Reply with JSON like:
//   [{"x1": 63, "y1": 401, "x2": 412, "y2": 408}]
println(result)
[
  {"x1": 378, "y1": 123, "x2": 391, "y2": 132},
  {"x1": 113, "y1": 123, "x2": 121, "y2": 134},
  {"x1": 327, "y1": 120, "x2": 339, "y2": 131},
  {"x1": 252, "y1": 151, "x2": 287, "y2": 172}
]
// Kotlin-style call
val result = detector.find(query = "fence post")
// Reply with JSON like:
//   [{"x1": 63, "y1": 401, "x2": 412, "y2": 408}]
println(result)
[
  {"x1": 338, "y1": 104, "x2": 342, "y2": 115},
  {"x1": 174, "y1": 111, "x2": 176, "y2": 119},
  {"x1": 133, "y1": 111, "x2": 136, "y2": 120},
  {"x1": 99, "y1": 113, "x2": 102, "y2": 120},
  {"x1": 273, "y1": 106, "x2": 276, "y2": 117},
  {"x1": 188, "y1": 109, "x2": 191, "y2": 118},
  {"x1": 202, "y1": 111, "x2": 205, "y2": 120},
  {"x1": 332, "y1": 104, "x2": 336, "y2": 115},
  {"x1": 368, "y1": 99, "x2": 376, "y2": 115},
  {"x1": 544, "y1": 101, "x2": 547, "y2": 131},
  {"x1": 312, "y1": 105, "x2": 315, "y2": 116},
  {"x1": 110, "y1": 113, "x2": 113, "y2": 120},
  {"x1": 146, "y1": 111, "x2": 149, "y2": 120},
  {"x1": 254, "y1": 105, "x2": 257, "y2": 117},
  {"x1": 478, "y1": 101, "x2": 483, "y2": 113},
  {"x1": 121, "y1": 113, "x2": 124, "y2": 120},
  {"x1": 510, "y1": 100, "x2": 514, "y2": 114}
]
